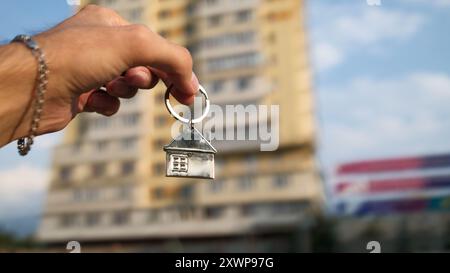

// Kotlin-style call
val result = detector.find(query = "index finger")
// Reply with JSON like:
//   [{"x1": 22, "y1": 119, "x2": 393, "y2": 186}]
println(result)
[
  {"x1": 119, "y1": 25, "x2": 198, "y2": 101},
  {"x1": 150, "y1": 67, "x2": 199, "y2": 105}
]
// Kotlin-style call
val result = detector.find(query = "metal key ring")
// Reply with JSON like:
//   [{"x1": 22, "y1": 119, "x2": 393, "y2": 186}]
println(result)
[{"x1": 165, "y1": 84, "x2": 210, "y2": 124}]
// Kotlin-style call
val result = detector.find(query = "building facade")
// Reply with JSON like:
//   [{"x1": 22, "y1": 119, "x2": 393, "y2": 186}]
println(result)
[{"x1": 36, "y1": 0, "x2": 322, "y2": 251}]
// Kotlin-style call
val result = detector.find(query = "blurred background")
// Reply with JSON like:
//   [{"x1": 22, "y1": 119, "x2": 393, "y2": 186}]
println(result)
[{"x1": 1, "y1": 0, "x2": 450, "y2": 253}]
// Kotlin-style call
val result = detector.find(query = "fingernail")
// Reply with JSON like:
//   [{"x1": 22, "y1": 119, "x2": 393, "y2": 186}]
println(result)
[{"x1": 191, "y1": 72, "x2": 199, "y2": 92}]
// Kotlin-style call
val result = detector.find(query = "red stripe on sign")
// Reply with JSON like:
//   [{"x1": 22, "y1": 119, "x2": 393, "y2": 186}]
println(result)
[
  {"x1": 369, "y1": 178, "x2": 425, "y2": 193},
  {"x1": 337, "y1": 157, "x2": 422, "y2": 174}
]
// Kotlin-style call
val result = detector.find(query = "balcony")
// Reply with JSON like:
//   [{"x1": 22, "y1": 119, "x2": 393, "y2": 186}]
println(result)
[
  {"x1": 53, "y1": 142, "x2": 138, "y2": 165},
  {"x1": 194, "y1": 0, "x2": 259, "y2": 17},
  {"x1": 36, "y1": 206, "x2": 306, "y2": 243}
]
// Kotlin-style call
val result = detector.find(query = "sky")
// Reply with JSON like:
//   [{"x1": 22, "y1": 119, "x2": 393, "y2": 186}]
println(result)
[
  {"x1": 0, "y1": 0, "x2": 450, "y2": 235},
  {"x1": 309, "y1": 0, "x2": 450, "y2": 166}
]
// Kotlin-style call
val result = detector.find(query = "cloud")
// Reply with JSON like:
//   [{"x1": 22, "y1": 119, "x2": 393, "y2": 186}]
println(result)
[
  {"x1": 313, "y1": 43, "x2": 344, "y2": 72},
  {"x1": 403, "y1": 0, "x2": 450, "y2": 7},
  {"x1": 333, "y1": 10, "x2": 424, "y2": 45},
  {"x1": 34, "y1": 131, "x2": 63, "y2": 150},
  {"x1": 318, "y1": 72, "x2": 450, "y2": 169},
  {"x1": 0, "y1": 164, "x2": 49, "y2": 221},
  {"x1": 310, "y1": 4, "x2": 426, "y2": 71},
  {"x1": 431, "y1": 0, "x2": 450, "y2": 6}
]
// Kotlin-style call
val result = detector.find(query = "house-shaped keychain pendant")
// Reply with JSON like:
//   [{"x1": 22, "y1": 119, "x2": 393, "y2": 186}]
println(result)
[
  {"x1": 163, "y1": 84, "x2": 217, "y2": 179},
  {"x1": 164, "y1": 127, "x2": 217, "y2": 179}
]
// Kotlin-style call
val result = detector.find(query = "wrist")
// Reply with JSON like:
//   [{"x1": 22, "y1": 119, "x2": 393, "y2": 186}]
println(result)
[{"x1": 0, "y1": 42, "x2": 39, "y2": 146}]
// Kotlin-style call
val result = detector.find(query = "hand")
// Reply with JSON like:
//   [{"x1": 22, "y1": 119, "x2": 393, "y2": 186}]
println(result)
[{"x1": 0, "y1": 5, "x2": 199, "y2": 146}]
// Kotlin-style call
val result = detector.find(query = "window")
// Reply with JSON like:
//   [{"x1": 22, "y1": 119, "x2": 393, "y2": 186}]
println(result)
[
  {"x1": 187, "y1": 3, "x2": 196, "y2": 16},
  {"x1": 179, "y1": 207, "x2": 194, "y2": 220},
  {"x1": 60, "y1": 166, "x2": 72, "y2": 182},
  {"x1": 179, "y1": 185, "x2": 194, "y2": 199},
  {"x1": 73, "y1": 189, "x2": 83, "y2": 202},
  {"x1": 154, "y1": 139, "x2": 166, "y2": 150},
  {"x1": 185, "y1": 24, "x2": 196, "y2": 36},
  {"x1": 86, "y1": 213, "x2": 101, "y2": 227},
  {"x1": 85, "y1": 189, "x2": 100, "y2": 201},
  {"x1": 205, "y1": 206, "x2": 224, "y2": 219},
  {"x1": 60, "y1": 214, "x2": 76, "y2": 228},
  {"x1": 121, "y1": 161, "x2": 135, "y2": 176},
  {"x1": 158, "y1": 10, "x2": 171, "y2": 19},
  {"x1": 273, "y1": 174, "x2": 289, "y2": 188},
  {"x1": 129, "y1": 8, "x2": 143, "y2": 22},
  {"x1": 121, "y1": 137, "x2": 137, "y2": 149},
  {"x1": 153, "y1": 188, "x2": 164, "y2": 200},
  {"x1": 207, "y1": 52, "x2": 261, "y2": 71},
  {"x1": 105, "y1": 0, "x2": 117, "y2": 5},
  {"x1": 155, "y1": 115, "x2": 166, "y2": 127},
  {"x1": 112, "y1": 211, "x2": 129, "y2": 226},
  {"x1": 122, "y1": 113, "x2": 140, "y2": 127},
  {"x1": 210, "y1": 179, "x2": 224, "y2": 193},
  {"x1": 245, "y1": 155, "x2": 257, "y2": 168},
  {"x1": 211, "y1": 80, "x2": 224, "y2": 93},
  {"x1": 241, "y1": 204, "x2": 259, "y2": 216},
  {"x1": 216, "y1": 158, "x2": 225, "y2": 169},
  {"x1": 92, "y1": 163, "x2": 106, "y2": 178},
  {"x1": 73, "y1": 143, "x2": 81, "y2": 153},
  {"x1": 208, "y1": 15, "x2": 222, "y2": 26},
  {"x1": 91, "y1": 117, "x2": 109, "y2": 130},
  {"x1": 95, "y1": 140, "x2": 108, "y2": 152},
  {"x1": 201, "y1": 31, "x2": 255, "y2": 49},
  {"x1": 272, "y1": 202, "x2": 305, "y2": 214},
  {"x1": 171, "y1": 154, "x2": 188, "y2": 173},
  {"x1": 187, "y1": 44, "x2": 198, "y2": 55},
  {"x1": 237, "y1": 77, "x2": 252, "y2": 90},
  {"x1": 154, "y1": 163, "x2": 165, "y2": 176},
  {"x1": 117, "y1": 186, "x2": 131, "y2": 200},
  {"x1": 238, "y1": 176, "x2": 254, "y2": 191},
  {"x1": 236, "y1": 10, "x2": 252, "y2": 23},
  {"x1": 147, "y1": 210, "x2": 159, "y2": 223}
]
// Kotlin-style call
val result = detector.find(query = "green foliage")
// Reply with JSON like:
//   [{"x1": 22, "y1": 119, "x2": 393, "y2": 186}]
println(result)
[{"x1": 0, "y1": 229, "x2": 39, "y2": 251}]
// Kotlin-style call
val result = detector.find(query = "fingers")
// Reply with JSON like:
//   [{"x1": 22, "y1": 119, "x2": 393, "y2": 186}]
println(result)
[
  {"x1": 81, "y1": 90, "x2": 121, "y2": 116},
  {"x1": 105, "y1": 66, "x2": 159, "y2": 98},
  {"x1": 124, "y1": 66, "x2": 159, "y2": 89},
  {"x1": 79, "y1": 66, "x2": 159, "y2": 116},
  {"x1": 151, "y1": 68, "x2": 199, "y2": 105},
  {"x1": 118, "y1": 25, "x2": 198, "y2": 103},
  {"x1": 106, "y1": 78, "x2": 138, "y2": 99}
]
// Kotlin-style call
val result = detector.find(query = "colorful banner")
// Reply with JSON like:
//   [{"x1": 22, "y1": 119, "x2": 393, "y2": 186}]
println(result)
[
  {"x1": 338, "y1": 154, "x2": 450, "y2": 175},
  {"x1": 336, "y1": 195, "x2": 450, "y2": 216}
]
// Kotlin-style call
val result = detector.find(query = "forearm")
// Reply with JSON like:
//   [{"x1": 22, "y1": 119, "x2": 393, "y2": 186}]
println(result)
[
  {"x1": 0, "y1": 42, "x2": 36, "y2": 147},
  {"x1": 0, "y1": 5, "x2": 198, "y2": 152}
]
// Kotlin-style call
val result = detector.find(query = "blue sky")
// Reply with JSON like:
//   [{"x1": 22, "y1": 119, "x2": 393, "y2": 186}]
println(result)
[
  {"x1": 309, "y1": 0, "x2": 450, "y2": 167},
  {"x1": 0, "y1": 0, "x2": 72, "y2": 235},
  {"x1": 1, "y1": 0, "x2": 450, "y2": 235}
]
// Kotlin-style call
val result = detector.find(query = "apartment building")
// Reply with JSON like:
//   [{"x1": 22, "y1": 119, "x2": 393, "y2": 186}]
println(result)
[{"x1": 36, "y1": 0, "x2": 323, "y2": 251}]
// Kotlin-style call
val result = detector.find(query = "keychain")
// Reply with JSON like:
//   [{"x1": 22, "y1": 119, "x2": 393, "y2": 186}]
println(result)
[{"x1": 163, "y1": 84, "x2": 217, "y2": 179}]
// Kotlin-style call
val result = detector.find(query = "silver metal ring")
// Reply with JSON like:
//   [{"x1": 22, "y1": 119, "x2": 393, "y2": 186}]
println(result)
[{"x1": 165, "y1": 84, "x2": 210, "y2": 124}]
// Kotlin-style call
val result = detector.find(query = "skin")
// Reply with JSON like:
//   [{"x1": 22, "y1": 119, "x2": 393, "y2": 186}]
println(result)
[{"x1": 0, "y1": 5, "x2": 199, "y2": 147}]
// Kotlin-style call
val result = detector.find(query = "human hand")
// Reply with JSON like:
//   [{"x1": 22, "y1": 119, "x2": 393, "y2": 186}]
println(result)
[{"x1": 0, "y1": 5, "x2": 198, "y2": 145}]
